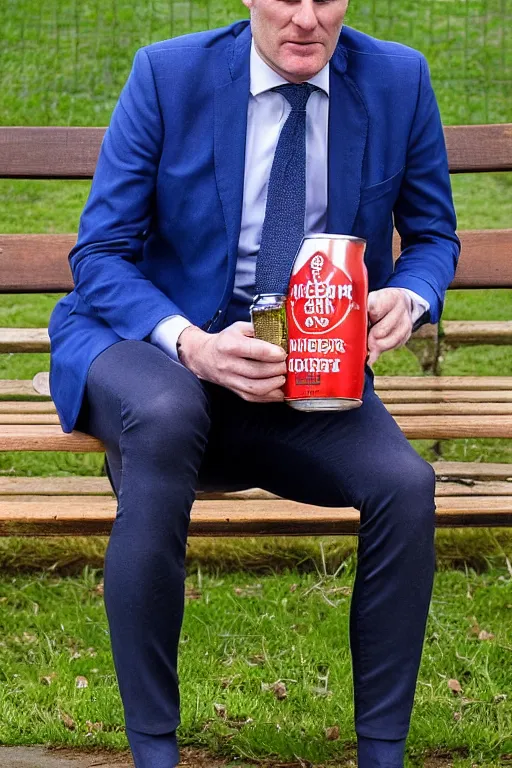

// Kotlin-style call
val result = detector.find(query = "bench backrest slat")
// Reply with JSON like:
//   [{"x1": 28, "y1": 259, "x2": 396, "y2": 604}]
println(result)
[
  {"x1": 1, "y1": 230, "x2": 510, "y2": 293},
  {"x1": 1, "y1": 124, "x2": 512, "y2": 178}
]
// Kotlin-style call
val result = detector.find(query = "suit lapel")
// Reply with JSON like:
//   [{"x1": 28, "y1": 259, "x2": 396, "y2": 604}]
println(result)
[
  {"x1": 326, "y1": 44, "x2": 369, "y2": 235},
  {"x1": 214, "y1": 26, "x2": 251, "y2": 271}
]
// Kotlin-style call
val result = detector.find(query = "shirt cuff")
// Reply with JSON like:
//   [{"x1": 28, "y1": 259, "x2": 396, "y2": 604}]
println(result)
[
  {"x1": 398, "y1": 288, "x2": 431, "y2": 325},
  {"x1": 149, "y1": 315, "x2": 193, "y2": 362}
]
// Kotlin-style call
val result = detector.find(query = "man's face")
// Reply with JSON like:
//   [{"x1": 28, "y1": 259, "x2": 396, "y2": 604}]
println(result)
[{"x1": 242, "y1": 0, "x2": 349, "y2": 83}]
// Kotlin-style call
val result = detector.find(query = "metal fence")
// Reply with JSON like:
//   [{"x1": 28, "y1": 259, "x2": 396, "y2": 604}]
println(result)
[{"x1": 1, "y1": 0, "x2": 511, "y2": 126}]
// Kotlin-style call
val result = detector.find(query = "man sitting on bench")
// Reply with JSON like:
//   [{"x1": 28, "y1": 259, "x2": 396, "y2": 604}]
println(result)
[{"x1": 48, "y1": 0, "x2": 460, "y2": 765}]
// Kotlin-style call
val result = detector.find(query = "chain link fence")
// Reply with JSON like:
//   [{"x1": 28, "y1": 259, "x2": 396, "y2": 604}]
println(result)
[{"x1": 1, "y1": 0, "x2": 511, "y2": 126}]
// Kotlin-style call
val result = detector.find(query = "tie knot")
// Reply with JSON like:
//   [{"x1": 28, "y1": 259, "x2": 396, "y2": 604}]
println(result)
[{"x1": 272, "y1": 82, "x2": 317, "y2": 112}]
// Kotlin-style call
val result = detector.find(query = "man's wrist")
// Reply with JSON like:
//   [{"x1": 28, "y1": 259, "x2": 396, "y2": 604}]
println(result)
[{"x1": 176, "y1": 325, "x2": 209, "y2": 370}]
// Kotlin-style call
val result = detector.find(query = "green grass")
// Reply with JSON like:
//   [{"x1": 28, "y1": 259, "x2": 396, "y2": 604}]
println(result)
[
  {"x1": 1, "y1": 0, "x2": 511, "y2": 126},
  {"x1": 0, "y1": 565, "x2": 511, "y2": 765}
]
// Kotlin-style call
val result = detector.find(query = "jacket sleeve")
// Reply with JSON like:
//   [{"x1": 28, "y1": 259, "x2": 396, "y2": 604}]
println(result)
[
  {"x1": 68, "y1": 47, "x2": 187, "y2": 340},
  {"x1": 385, "y1": 53, "x2": 461, "y2": 326}
]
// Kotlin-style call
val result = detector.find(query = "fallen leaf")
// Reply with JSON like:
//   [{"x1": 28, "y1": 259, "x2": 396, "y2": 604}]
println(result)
[
  {"x1": 325, "y1": 725, "x2": 340, "y2": 740},
  {"x1": 69, "y1": 651, "x2": 81, "y2": 660},
  {"x1": 448, "y1": 678, "x2": 463, "y2": 695},
  {"x1": 86, "y1": 647, "x2": 97, "y2": 657},
  {"x1": 93, "y1": 580, "x2": 104, "y2": 596},
  {"x1": 468, "y1": 617, "x2": 481, "y2": 636},
  {"x1": 494, "y1": 693, "x2": 507, "y2": 704},
  {"x1": 246, "y1": 654, "x2": 265, "y2": 667},
  {"x1": 40, "y1": 673, "x2": 57, "y2": 686},
  {"x1": 453, "y1": 711, "x2": 462, "y2": 721},
  {"x1": 60, "y1": 711, "x2": 75, "y2": 730},
  {"x1": 75, "y1": 675, "x2": 88, "y2": 689},
  {"x1": 290, "y1": 583, "x2": 298, "y2": 593},
  {"x1": 213, "y1": 702, "x2": 227, "y2": 719},
  {"x1": 22, "y1": 632, "x2": 37, "y2": 644},
  {"x1": 185, "y1": 586, "x2": 201, "y2": 600},
  {"x1": 85, "y1": 720, "x2": 103, "y2": 733},
  {"x1": 478, "y1": 630, "x2": 495, "y2": 641},
  {"x1": 262, "y1": 680, "x2": 287, "y2": 700},
  {"x1": 233, "y1": 584, "x2": 262, "y2": 597}
]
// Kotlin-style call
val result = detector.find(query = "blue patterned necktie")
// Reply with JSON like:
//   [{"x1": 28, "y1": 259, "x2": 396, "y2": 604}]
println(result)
[{"x1": 255, "y1": 83, "x2": 318, "y2": 297}]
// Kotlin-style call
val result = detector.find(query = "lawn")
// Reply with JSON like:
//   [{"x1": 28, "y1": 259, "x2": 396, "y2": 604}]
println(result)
[{"x1": 0, "y1": 565, "x2": 511, "y2": 766}]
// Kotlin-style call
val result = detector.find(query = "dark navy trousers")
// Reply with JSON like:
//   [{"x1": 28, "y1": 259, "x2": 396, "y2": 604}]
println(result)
[{"x1": 77, "y1": 339, "x2": 436, "y2": 747}]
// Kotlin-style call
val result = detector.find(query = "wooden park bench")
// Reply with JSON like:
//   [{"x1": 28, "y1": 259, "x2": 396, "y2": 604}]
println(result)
[{"x1": 0, "y1": 124, "x2": 511, "y2": 536}]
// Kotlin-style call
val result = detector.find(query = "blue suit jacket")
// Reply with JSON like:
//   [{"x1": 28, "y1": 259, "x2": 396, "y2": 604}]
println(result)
[{"x1": 48, "y1": 20, "x2": 460, "y2": 434}]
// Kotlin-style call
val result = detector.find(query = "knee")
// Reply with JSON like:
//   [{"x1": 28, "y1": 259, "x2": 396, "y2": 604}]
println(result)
[
  {"x1": 366, "y1": 456, "x2": 436, "y2": 532},
  {"x1": 122, "y1": 368, "x2": 210, "y2": 453},
  {"x1": 393, "y1": 456, "x2": 436, "y2": 501}
]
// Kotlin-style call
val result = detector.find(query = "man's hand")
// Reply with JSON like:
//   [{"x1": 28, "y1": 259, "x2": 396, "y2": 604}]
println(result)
[
  {"x1": 177, "y1": 321, "x2": 287, "y2": 403},
  {"x1": 367, "y1": 288, "x2": 413, "y2": 366}
]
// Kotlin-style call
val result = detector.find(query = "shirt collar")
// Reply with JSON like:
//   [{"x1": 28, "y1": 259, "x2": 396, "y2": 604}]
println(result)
[{"x1": 250, "y1": 40, "x2": 330, "y2": 97}]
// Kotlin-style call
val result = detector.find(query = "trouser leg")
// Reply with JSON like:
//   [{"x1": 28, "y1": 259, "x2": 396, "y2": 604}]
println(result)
[
  {"x1": 205, "y1": 370, "x2": 436, "y2": 744},
  {"x1": 77, "y1": 340, "x2": 211, "y2": 736}
]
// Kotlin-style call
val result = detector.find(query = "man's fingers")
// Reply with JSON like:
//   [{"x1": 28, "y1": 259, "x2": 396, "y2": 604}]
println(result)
[
  {"x1": 230, "y1": 358, "x2": 288, "y2": 380},
  {"x1": 225, "y1": 322, "x2": 287, "y2": 362},
  {"x1": 228, "y1": 374, "x2": 286, "y2": 398},
  {"x1": 368, "y1": 324, "x2": 411, "y2": 362},
  {"x1": 233, "y1": 321, "x2": 255, "y2": 337},
  {"x1": 369, "y1": 304, "x2": 405, "y2": 339}
]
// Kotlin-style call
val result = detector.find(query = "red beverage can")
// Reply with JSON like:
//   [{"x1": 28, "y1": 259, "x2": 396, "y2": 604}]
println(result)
[{"x1": 284, "y1": 234, "x2": 368, "y2": 411}]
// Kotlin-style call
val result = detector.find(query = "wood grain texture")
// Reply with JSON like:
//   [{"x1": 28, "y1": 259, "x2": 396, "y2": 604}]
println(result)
[
  {"x1": 379, "y1": 390, "x2": 512, "y2": 403},
  {"x1": 0, "y1": 127, "x2": 104, "y2": 178},
  {"x1": 375, "y1": 376, "x2": 512, "y2": 390},
  {"x1": 442, "y1": 321, "x2": 512, "y2": 344},
  {"x1": 0, "y1": 496, "x2": 510, "y2": 536},
  {"x1": 1, "y1": 125, "x2": 511, "y2": 178},
  {"x1": 2, "y1": 229, "x2": 511, "y2": 292},
  {"x1": 0, "y1": 475, "x2": 510, "y2": 497},
  {"x1": 0, "y1": 402, "x2": 56, "y2": 413},
  {"x1": 0, "y1": 380, "x2": 43, "y2": 396},
  {"x1": 444, "y1": 123, "x2": 512, "y2": 172},
  {"x1": 2, "y1": 402, "x2": 512, "y2": 425},
  {"x1": 1, "y1": 415, "x2": 511, "y2": 451},
  {"x1": 2, "y1": 376, "x2": 512, "y2": 404},
  {"x1": 0, "y1": 328, "x2": 50, "y2": 352}
]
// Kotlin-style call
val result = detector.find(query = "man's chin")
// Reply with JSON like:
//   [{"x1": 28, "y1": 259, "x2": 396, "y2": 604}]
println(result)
[{"x1": 280, "y1": 55, "x2": 326, "y2": 82}]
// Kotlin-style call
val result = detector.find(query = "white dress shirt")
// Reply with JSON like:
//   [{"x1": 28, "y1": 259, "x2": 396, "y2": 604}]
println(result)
[{"x1": 150, "y1": 42, "x2": 429, "y2": 361}]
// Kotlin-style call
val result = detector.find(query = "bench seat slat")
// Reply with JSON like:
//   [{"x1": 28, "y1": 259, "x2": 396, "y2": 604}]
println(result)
[
  {"x1": 3, "y1": 390, "x2": 512, "y2": 409},
  {"x1": 3, "y1": 376, "x2": 512, "y2": 402},
  {"x1": 375, "y1": 376, "x2": 512, "y2": 390},
  {"x1": 0, "y1": 495, "x2": 510, "y2": 536},
  {"x1": 0, "y1": 464, "x2": 509, "y2": 494},
  {"x1": 1, "y1": 478, "x2": 510, "y2": 498},
  {"x1": 2, "y1": 402, "x2": 512, "y2": 424},
  {"x1": 0, "y1": 416, "x2": 511, "y2": 449}
]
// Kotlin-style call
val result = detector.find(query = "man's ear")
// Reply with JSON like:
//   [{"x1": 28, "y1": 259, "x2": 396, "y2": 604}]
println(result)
[{"x1": 241, "y1": 0, "x2": 253, "y2": 11}]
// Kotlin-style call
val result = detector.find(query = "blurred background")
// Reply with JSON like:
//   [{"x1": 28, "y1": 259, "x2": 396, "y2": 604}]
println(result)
[{"x1": 1, "y1": 0, "x2": 511, "y2": 126}]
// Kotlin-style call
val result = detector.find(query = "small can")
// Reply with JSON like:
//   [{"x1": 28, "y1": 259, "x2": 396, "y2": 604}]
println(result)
[
  {"x1": 284, "y1": 234, "x2": 368, "y2": 411},
  {"x1": 250, "y1": 293, "x2": 288, "y2": 353}
]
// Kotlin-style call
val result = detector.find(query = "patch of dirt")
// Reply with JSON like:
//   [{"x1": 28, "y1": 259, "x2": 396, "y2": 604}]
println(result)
[{"x1": 0, "y1": 746, "x2": 506, "y2": 768}]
